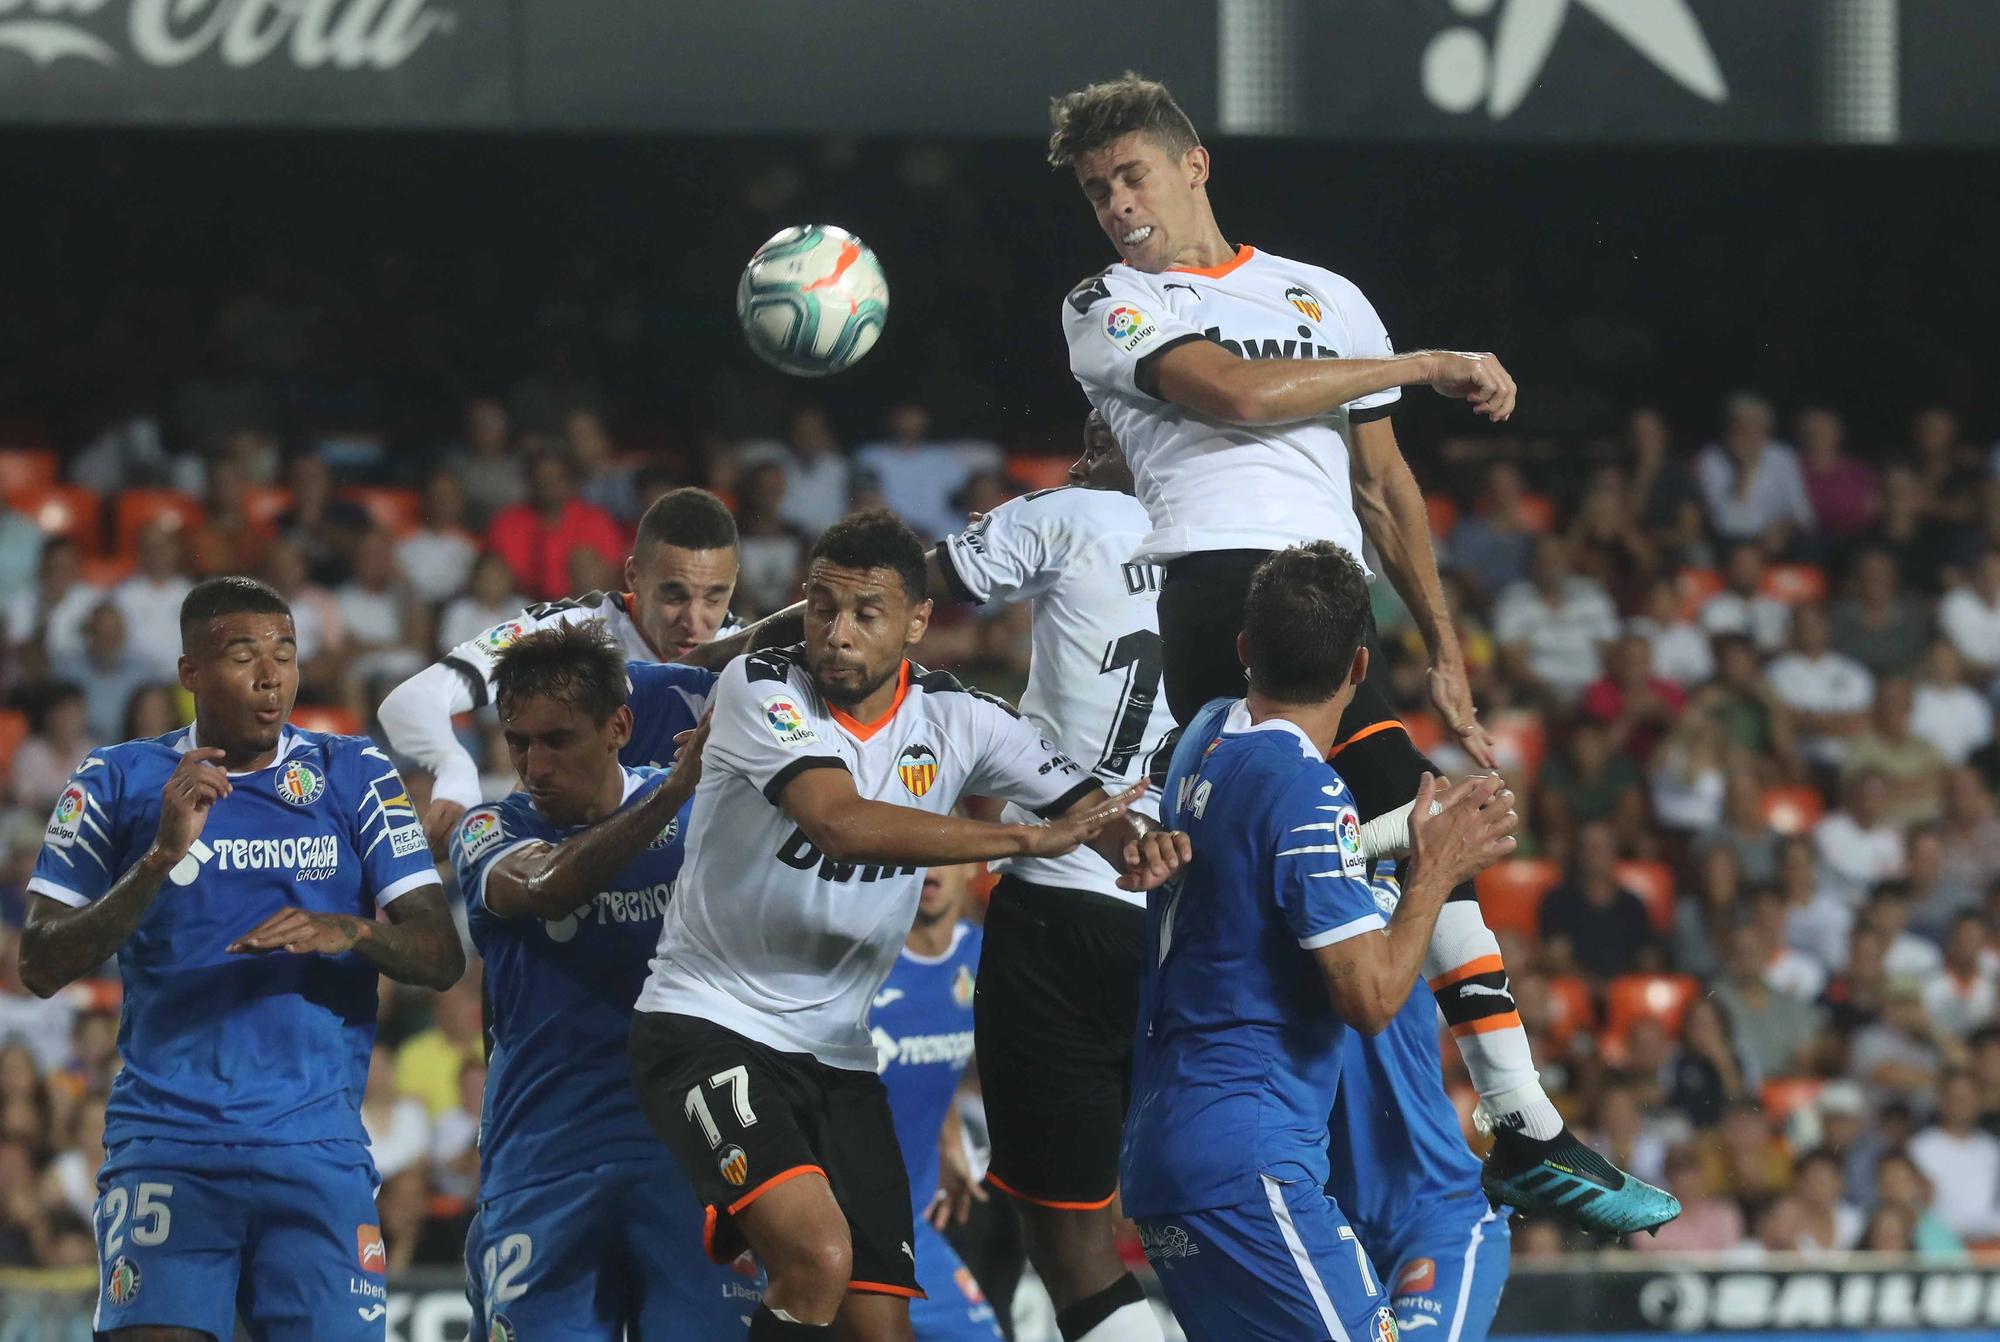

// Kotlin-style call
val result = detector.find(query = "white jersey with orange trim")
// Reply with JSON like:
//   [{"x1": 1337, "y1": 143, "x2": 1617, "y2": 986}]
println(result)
[
  {"x1": 937, "y1": 484, "x2": 1176, "y2": 906},
  {"x1": 635, "y1": 648, "x2": 1096, "y2": 1071},
  {"x1": 1060, "y1": 245, "x2": 1399, "y2": 568}
]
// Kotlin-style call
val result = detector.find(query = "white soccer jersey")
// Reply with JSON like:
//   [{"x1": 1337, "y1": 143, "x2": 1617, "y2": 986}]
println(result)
[
  {"x1": 442, "y1": 590, "x2": 660, "y2": 709},
  {"x1": 636, "y1": 648, "x2": 1097, "y2": 1071},
  {"x1": 938, "y1": 485, "x2": 1176, "y2": 905},
  {"x1": 1061, "y1": 246, "x2": 1399, "y2": 567}
]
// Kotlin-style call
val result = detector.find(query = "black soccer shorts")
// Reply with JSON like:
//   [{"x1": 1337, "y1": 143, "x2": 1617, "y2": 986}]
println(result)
[
  {"x1": 628, "y1": 1010, "x2": 922, "y2": 1299},
  {"x1": 974, "y1": 875, "x2": 1147, "y2": 1209}
]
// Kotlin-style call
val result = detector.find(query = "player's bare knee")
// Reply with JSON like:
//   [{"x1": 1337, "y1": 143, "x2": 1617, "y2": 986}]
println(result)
[
  {"x1": 1019, "y1": 1203, "x2": 1125, "y2": 1305},
  {"x1": 765, "y1": 1229, "x2": 852, "y2": 1320}
]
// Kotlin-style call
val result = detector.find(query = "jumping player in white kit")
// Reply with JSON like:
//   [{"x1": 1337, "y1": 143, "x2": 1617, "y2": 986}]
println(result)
[{"x1": 1046, "y1": 72, "x2": 1675, "y2": 1235}]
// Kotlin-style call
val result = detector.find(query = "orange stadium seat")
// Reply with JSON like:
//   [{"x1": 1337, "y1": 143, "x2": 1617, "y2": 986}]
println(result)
[
  {"x1": 1616, "y1": 859, "x2": 1676, "y2": 932},
  {"x1": 1543, "y1": 973, "x2": 1597, "y2": 1046},
  {"x1": 1761, "y1": 1077, "x2": 1825, "y2": 1124},
  {"x1": 114, "y1": 489, "x2": 205, "y2": 559},
  {"x1": 1475, "y1": 858, "x2": 1560, "y2": 939},
  {"x1": 0, "y1": 707, "x2": 29, "y2": 774},
  {"x1": 291, "y1": 704, "x2": 362, "y2": 736},
  {"x1": 1425, "y1": 494, "x2": 1459, "y2": 538},
  {"x1": 347, "y1": 486, "x2": 422, "y2": 538},
  {"x1": 1005, "y1": 456, "x2": 1073, "y2": 493},
  {"x1": 1485, "y1": 709, "x2": 1546, "y2": 780},
  {"x1": 241, "y1": 485, "x2": 293, "y2": 530},
  {"x1": 1760, "y1": 784, "x2": 1825, "y2": 836},
  {"x1": 1515, "y1": 492, "x2": 1556, "y2": 534},
  {"x1": 1677, "y1": 566, "x2": 1725, "y2": 619},
  {"x1": 1603, "y1": 973, "x2": 1699, "y2": 1043},
  {"x1": 1402, "y1": 714, "x2": 1449, "y2": 760},
  {"x1": 1761, "y1": 563, "x2": 1829, "y2": 606},
  {"x1": 0, "y1": 447, "x2": 58, "y2": 499},
  {"x1": 13, "y1": 483, "x2": 102, "y2": 551},
  {"x1": 81, "y1": 555, "x2": 134, "y2": 587}
]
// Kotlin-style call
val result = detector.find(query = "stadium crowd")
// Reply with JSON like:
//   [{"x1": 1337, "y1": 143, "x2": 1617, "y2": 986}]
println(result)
[{"x1": 5, "y1": 378, "x2": 2000, "y2": 1276}]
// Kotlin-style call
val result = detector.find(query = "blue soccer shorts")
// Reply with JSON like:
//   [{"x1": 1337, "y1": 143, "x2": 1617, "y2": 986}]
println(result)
[
  {"x1": 93, "y1": 1137, "x2": 387, "y2": 1341},
  {"x1": 470, "y1": 1156, "x2": 764, "y2": 1341},
  {"x1": 908, "y1": 1220, "x2": 1004, "y2": 1342},
  {"x1": 1137, "y1": 1175, "x2": 1400, "y2": 1342},
  {"x1": 1362, "y1": 1203, "x2": 1512, "y2": 1342}
]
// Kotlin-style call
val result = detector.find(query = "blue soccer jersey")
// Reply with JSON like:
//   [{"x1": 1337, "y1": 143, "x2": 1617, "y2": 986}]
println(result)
[
  {"x1": 454, "y1": 767, "x2": 685, "y2": 1198},
  {"x1": 27, "y1": 727, "x2": 439, "y2": 1148},
  {"x1": 1122, "y1": 697, "x2": 1383, "y2": 1217},
  {"x1": 617, "y1": 660, "x2": 715, "y2": 885},
  {"x1": 873, "y1": 920, "x2": 1004, "y2": 1342}
]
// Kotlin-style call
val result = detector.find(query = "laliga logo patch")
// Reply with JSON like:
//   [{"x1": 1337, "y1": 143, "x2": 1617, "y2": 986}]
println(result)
[
  {"x1": 898, "y1": 743, "x2": 939, "y2": 798},
  {"x1": 718, "y1": 1144, "x2": 750, "y2": 1187},
  {"x1": 1285, "y1": 285, "x2": 1324, "y2": 322},
  {"x1": 1338, "y1": 810, "x2": 1361, "y2": 855},
  {"x1": 480, "y1": 620, "x2": 527, "y2": 653},
  {"x1": 106, "y1": 1255, "x2": 141, "y2": 1305},
  {"x1": 1371, "y1": 1305, "x2": 1400, "y2": 1342},
  {"x1": 275, "y1": 760, "x2": 326, "y2": 806},
  {"x1": 1102, "y1": 304, "x2": 1159, "y2": 353},
  {"x1": 951, "y1": 963, "x2": 975, "y2": 1009},
  {"x1": 46, "y1": 781, "x2": 86, "y2": 849},
  {"x1": 762, "y1": 694, "x2": 818, "y2": 747},
  {"x1": 356, "y1": 1224, "x2": 386, "y2": 1274},
  {"x1": 460, "y1": 808, "x2": 505, "y2": 862}
]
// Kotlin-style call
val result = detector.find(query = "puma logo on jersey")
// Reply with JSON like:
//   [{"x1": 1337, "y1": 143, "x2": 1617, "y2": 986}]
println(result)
[
  {"x1": 1457, "y1": 980, "x2": 1513, "y2": 999},
  {"x1": 1202, "y1": 325, "x2": 1341, "y2": 362}
]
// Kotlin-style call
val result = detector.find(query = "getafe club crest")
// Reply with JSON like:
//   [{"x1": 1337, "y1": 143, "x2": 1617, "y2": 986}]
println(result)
[{"x1": 275, "y1": 759, "x2": 326, "y2": 806}]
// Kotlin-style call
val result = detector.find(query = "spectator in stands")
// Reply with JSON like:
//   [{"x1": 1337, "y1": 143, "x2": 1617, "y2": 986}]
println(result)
[
  {"x1": 186, "y1": 455, "x2": 275, "y2": 577},
  {"x1": 1700, "y1": 634, "x2": 1801, "y2": 778},
  {"x1": 1695, "y1": 391, "x2": 1813, "y2": 551},
  {"x1": 361, "y1": 1043, "x2": 432, "y2": 1274},
  {"x1": 0, "y1": 499, "x2": 43, "y2": 599},
  {"x1": 1798, "y1": 406, "x2": 1878, "y2": 540},
  {"x1": 485, "y1": 450, "x2": 626, "y2": 602},
  {"x1": 395, "y1": 975, "x2": 485, "y2": 1119},
  {"x1": 1909, "y1": 1069, "x2": 2000, "y2": 1241},
  {"x1": 1634, "y1": 1144, "x2": 1743, "y2": 1253},
  {"x1": 1649, "y1": 706, "x2": 1731, "y2": 834},
  {"x1": 1666, "y1": 997, "x2": 1748, "y2": 1128},
  {"x1": 262, "y1": 540, "x2": 341, "y2": 676},
  {"x1": 1851, "y1": 466, "x2": 1953, "y2": 598},
  {"x1": 566, "y1": 408, "x2": 639, "y2": 522},
  {"x1": 55, "y1": 603, "x2": 154, "y2": 743},
  {"x1": 1912, "y1": 640, "x2": 1994, "y2": 768},
  {"x1": 8, "y1": 681, "x2": 89, "y2": 811},
  {"x1": 0, "y1": 926, "x2": 73, "y2": 1069},
  {"x1": 1843, "y1": 679, "x2": 1945, "y2": 825},
  {"x1": 1941, "y1": 548, "x2": 2000, "y2": 687},
  {"x1": 1732, "y1": 1195, "x2": 1809, "y2": 1261},
  {"x1": 444, "y1": 397, "x2": 525, "y2": 529},
  {"x1": 1782, "y1": 836, "x2": 1853, "y2": 972},
  {"x1": 1627, "y1": 575, "x2": 1714, "y2": 687},
  {"x1": 738, "y1": 405, "x2": 852, "y2": 538},
  {"x1": 1699, "y1": 768, "x2": 1782, "y2": 886},
  {"x1": 1586, "y1": 1083, "x2": 1667, "y2": 1189},
  {"x1": 1766, "y1": 601, "x2": 1873, "y2": 771},
  {"x1": 120, "y1": 684, "x2": 183, "y2": 743},
  {"x1": 436, "y1": 554, "x2": 526, "y2": 659},
  {"x1": 1922, "y1": 913, "x2": 1998, "y2": 1039},
  {"x1": 1910, "y1": 406, "x2": 1980, "y2": 530},
  {"x1": 1814, "y1": 771, "x2": 1906, "y2": 904},
  {"x1": 1753, "y1": 889, "x2": 1828, "y2": 1001},
  {"x1": 1580, "y1": 633, "x2": 1684, "y2": 761},
  {"x1": 1672, "y1": 845, "x2": 1744, "y2": 981},
  {"x1": 1970, "y1": 1027, "x2": 2000, "y2": 1133},
  {"x1": 1537, "y1": 718, "x2": 1649, "y2": 864},
  {"x1": 1808, "y1": 1081, "x2": 1877, "y2": 1207},
  {"x1": 1715, "y1": 921, "x2": 1826, "y2": 1085},
  {"x1": 1825, "y1": 924, "x2": 1889, "y2": 1038},
  {"x1": 1704, "y1": 1098, "x2": 1794, "y2": 1200},
  {"x1": 397, "y1": 469, "x2": 479, "y2": 607},
  {"x1": 1874, "y1": 1149, "x2": 1966, "y2": 1258},
  {"x1": 5, "y1": 536, "x2": 100, "y2": 669},
  {"x1": 1865, "y1": 883, "x2": 1944, "y2": 983},
  {"x1": 1938, "y1": 768, "x2": 2000, "y2": 915},
  {"x1": 1830, "y1": 546, "x2": 1933, "y2": 679},
  {"x1": 430, "y1": 1057, "x2": 482, "y2": 1205},
  {"x1": 39, "y1": 1099, "x2": 102, "y2": 1226},
  {"x1": 1494, "y1": 535, "x2": 1620, "y2": 703},
  {"x1": 1700, "y1": 542, "x2": 1791, "y2": 655},
  {"x1": 1566, "y1": 465, "x2": 1656, "y2": 607},
  {"x1": 853, "y1": 402, "x2": 1001, "y2": 542},
  {"x1": 334, "y1": 532, "x2": 426, "y2": 686},
  {"x1": 1905, "y1": 825, "x2": 1973, "y2": 941},
  {"x1": 1538, "y1": 822, "x2": 1657, "y2": 980},
  {"x1": 1849, "y1": 987, "x2": 1947, "y2": 1104},
  {"x1": 1626, "y1": 408, "x2": 1706, "y2": 561},
  {"x1": 275, "y1": 453, "x2": 371, "y2": 587},
  {"x1": 1446, "y1": 460, "x2": 1537, "y2": 598},
  {"x1": 733, "y1": 460, "x2": 811, "y2": 617},
  {"x1": 112, "y1": 518, "x2": 195, "y2": 680}
]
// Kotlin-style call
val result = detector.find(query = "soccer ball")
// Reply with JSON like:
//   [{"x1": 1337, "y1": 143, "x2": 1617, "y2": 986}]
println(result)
[{"x1": 736, "y1": 225, "x2": 889, "y2": 377}]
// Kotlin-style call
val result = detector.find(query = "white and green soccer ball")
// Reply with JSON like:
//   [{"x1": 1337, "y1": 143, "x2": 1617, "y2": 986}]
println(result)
[{"x1": 736, "y1": 225, "x2": 889, "y2": 377}]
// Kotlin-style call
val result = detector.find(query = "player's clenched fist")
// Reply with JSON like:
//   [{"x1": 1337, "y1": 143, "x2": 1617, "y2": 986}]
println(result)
[
  {"x1": 1408, "y1": 771, "x2": 1518, "y2": 891},
  {"x1": 1117, "y1": 827, "x2": 1192, "y2": 893},
  {"x1": 1424, "y1": 351, "x2": 1517, "y2": 422},
  {"x1": 1021, "y1": 779, "x2": 1145, "y2": 857},
  {"x1": 147, "y1": 747, "x2": 232, "y2": 868}
]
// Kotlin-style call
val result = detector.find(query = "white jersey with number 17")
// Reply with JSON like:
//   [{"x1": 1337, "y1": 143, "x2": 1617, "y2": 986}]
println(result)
[
  {"x1": 938, "y1": 485, "x2": 1176, "y2": 907},
  {"x1": 1061, "y1": 245, "x2": 1400, "y2": 569}
]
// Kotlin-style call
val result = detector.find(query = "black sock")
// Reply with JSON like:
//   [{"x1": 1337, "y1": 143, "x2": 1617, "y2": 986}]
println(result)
[
  {"x1": 750, "y1": 1303, "x2": 830, "y2": 1339},
  {"x1": 1056, "y1": 1272, "x2": 1147, "y2": 1342}
]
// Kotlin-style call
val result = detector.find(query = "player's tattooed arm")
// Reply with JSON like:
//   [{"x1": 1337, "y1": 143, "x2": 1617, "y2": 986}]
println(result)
[
  {"x1": 20, "y1": 748, "x2": 234, "y2": 998},
  {"x1": 227, "y1": 884, "x2": 466, "y2": 990},
  {"x1": 483, "y1": 718, "x2": 711, "y2": 920}
]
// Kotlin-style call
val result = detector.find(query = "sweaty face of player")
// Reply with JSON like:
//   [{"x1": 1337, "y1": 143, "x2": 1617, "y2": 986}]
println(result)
[
  {"x1": 801, "y1": 562, "x2": 932, "y2": 712},
  {"x1": 180, "y1": 613, "x2": 298, "y2": 766},
  {"x1": 626, "y1": 542, "x2": 738, "y2": 660},
  {"x1": 500, "y1": 694, "x2": 633, "y2": 828},
  {"x1": 1070, "y1": 411, "x2": 1136, "y2": 494},
  {"x1": 1073, "y1": 130, "x2": 1209, "y2": 274}
]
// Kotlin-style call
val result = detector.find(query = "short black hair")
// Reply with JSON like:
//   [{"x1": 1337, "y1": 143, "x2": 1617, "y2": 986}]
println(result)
[
  {"x1": 493, "y1": 620, "x2": 629, "y2": 725},
  {"x1": 635, "y1": 487, "x2": 738, "y2": 554},
  {"x1": 1242, "y1": 542, "x2": 1370, "y2": 703},
  {"x1": 807, "y1": 508, "x2": 927, "y2": 602},
  {"x1": 179, "y1": 576, "x2": 291, "y2": 646},
  {"x1": 1047, "y1": 71, "x2": 1201, "y2": 169}
]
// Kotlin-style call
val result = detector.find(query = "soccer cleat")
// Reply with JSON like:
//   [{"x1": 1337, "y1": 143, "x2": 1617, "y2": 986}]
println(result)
[{"x1": 1481, "y1": 1128, "x2": 1681, "y2": 1237}]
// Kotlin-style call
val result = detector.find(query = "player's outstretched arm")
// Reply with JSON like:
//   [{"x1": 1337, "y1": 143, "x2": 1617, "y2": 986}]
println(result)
[
  {"x1": 780, "y1": 771, "x2": 1142, "y2": 868},
  {"x1": 20, "y1": 748, "x2": 232, "y2": 998},
  {"x1": 1152, "y1": 340, "x2": 1516, "y2": 427},
  {"x1": 226, "y1": 883, "x2": 465, "y2": 990},
  {"x1": 1349, "y1": 416, "x2": 1498, "y2": 768},
  {"x1": 482, "y1": 720, "x2": 711, "y2": 920},
  {"x1": 377, "y1": 661, "x2": 486, "y2": 853},
  {"x1": 677, "y1": 604, "x2": 807, "y2": 671},
  {"x1": 1314, "y1": 773, "x2": 1516, "y2": 1033}
]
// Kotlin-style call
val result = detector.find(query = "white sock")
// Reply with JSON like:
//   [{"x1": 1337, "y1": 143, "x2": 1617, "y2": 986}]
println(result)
[{"x1": 1475, "y1": 1080, "x2": 1567, "y2": 1143}]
